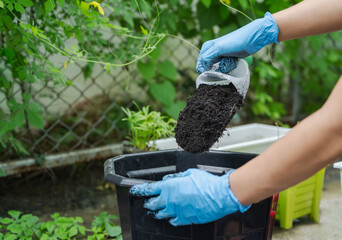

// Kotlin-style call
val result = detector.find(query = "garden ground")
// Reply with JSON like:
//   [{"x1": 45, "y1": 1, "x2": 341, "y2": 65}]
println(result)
[{"x1": 0, "y1": 160, "x2": 341, "y2": 239}]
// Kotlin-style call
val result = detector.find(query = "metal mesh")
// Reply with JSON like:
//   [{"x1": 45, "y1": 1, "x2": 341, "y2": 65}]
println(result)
[{"x1": 0, "y1": 37, "x2": 198, "y2": 161}]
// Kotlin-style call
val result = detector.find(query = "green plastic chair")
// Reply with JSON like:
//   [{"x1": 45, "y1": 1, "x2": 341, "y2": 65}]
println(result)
[{"x1": 276, "y1": 168, "x2": 326, "y2": 229}]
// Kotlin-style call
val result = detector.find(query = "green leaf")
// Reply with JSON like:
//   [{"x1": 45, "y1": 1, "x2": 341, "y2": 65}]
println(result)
[
  {"x1": 14, "y1": 3, "x2": 25, "y2": 13},
  {"x1": 122, "y1": 12, "x2": 134, "y2": 27},
  {"x1": 149, "y1": 81, "x2": 175, "y2": 106},
  {"x1": 35, "y1": 71, "x2": 45, "y2": 80},
  {"x1": 4, "y1": 47, "x2": 15, "y2": 61},
  {"x1": 164, "y1": 100, "x2": 186, "y2": 119},
  {"x1": 69, "y1": 226, "x2": 78, "y2": 237},
  {"x1": 197, "y1": 3, "x2": 223, "y2": 29},
  {"x1": 27, "y1": 73, "x2": 36, "y2": 83},
  {"x1": 200, "y1": 29, "x2": 214, "y2": 42},
  {"x1": 0, "y1": 218, "x2": 13, "y2": 224},
  {"x1": 238, "y1": 0, "x2": 248, "y2": 10},
  {"x1": 40, "y1": 234, "x2": 50, "y2": 240},
  {"x1": 44, "y1": 0, "x2": 55, "y2": 14},
  {"x1": 37, "y1": 32, "x2": 48, "y2": 39},
  {"x1": 17, "y1": 67, "x2": 27, "y2": 81},
  {"x1": 105, "y1": 224, "x2": 121, "y2": 237},
  {"x1": 19, "y1": 22, "x2": 30, "y2": 30},
  {"x1": 27, "y1": 102, "x2": 44, "y2": 129},
  {"x1": 31, "y1": 26, "x2": 38, "y2": 37},
  {"x1": 57, "y1": 0, "x2": 64, "y2": 7},
  {"x1": 21, "y1": 214, "x2": 39, "y2": 225},
  {"x1": 139, "y1": 0, "x2": 151, "y2": 18},
  {"x1": 4, "y1": 234, "x2": 17, "y2": 240},
  {"x1": 18, "y1": 0, "x2": 33, "y2": 7},
  {"x1": 0, "y1": 121, "x2": 16, "y2": 138},
  {"x1": 6, "y1": 2, "x2": 13, "y2": 11},
  {"x1": 0, "y1": 1, "x2": 4, "y2": 8},
  {"x1": 83, "y1": 63, "x2": 94, "y2": 79},
  {"x1": 157, "y1": 60, "x2": 177, "y2": 81},
  {"x1": 103, "y1": 64, "x2": 111, "y2": 74},
  {"x1": 71, "y1": 45, "x2": 79, "y2": 52},
  {"x1": 140, "y1": 25, "x2": 148, "y2": 36},
  {"x1": 0, "y1": 168, "x2": 5, "y2": 177},
  {"x1": 137, "y1": 61, "x2": 155, "y2": 81},
  {"x1": 200, "y1": 0, "x2": 211, "y2": 8},
  {"x1": 7, "y1": 223, "x2": 22, "y2": 234},
  {"x1": 219, "y1": 6, "x2": 229, "y2": 20},
  {"x1": 80, "y1": 1, "x2": 89, "y2": 11},
  {"x1": 78, "y1": 225, "x2": 86, "y2": 235},
  {"x1": 8, "y1": 211, "x2": 20, "y2": 219},
  {"x1": 13, "y1": 110, "x2": 25, "y2": 128},
  {"x1": 149, "y1": 46, "x2": 161, "y2": 62}
]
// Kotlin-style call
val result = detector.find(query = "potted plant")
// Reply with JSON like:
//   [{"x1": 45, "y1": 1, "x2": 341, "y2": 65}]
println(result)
[{"x1": 121, "y1": 104, "x2": 176, "y2": 153}]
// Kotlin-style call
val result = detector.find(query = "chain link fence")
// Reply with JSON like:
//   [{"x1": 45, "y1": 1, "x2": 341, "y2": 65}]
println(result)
[{"x1": 0, "y1": 37, "x2": 199, "y2": 161}]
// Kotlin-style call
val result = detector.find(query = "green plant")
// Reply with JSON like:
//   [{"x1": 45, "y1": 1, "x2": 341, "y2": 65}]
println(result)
[
  {"x1": 122, "y1": 104, "x2": 176, "y2": 150},
  {"x1": 0, "y1": 0, "x2": 168, "y2": 156},
  {"x1": 2, "y1": 0, "x2": 341, "y2": 159},
  {"x1": 0, "y1": 210, "x2": 122, "y2": 240}
]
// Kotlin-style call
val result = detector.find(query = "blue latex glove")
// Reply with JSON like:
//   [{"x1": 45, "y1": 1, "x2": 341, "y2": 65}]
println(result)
[
  {"x1": 196, "y1": 12, "x2": 279, "y2": 74},
  {"x1": 129, "y1": 168, "x2": 251, "y2": 226}
]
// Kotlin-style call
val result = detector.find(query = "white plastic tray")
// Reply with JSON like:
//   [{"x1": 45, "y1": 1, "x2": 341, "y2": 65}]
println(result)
[{"x1": 153, "y1": 123, "x2": 291, "y2": 154}]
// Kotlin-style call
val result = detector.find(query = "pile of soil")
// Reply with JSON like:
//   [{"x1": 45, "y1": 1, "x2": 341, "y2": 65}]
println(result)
[{"x1": 175, "y1": 83, "x2": 243, "y2": 153}]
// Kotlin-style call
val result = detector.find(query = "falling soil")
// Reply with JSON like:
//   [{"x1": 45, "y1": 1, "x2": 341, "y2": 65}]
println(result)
[{"x1": 175, "y1": 83, "x2": 243, "y2": 153}]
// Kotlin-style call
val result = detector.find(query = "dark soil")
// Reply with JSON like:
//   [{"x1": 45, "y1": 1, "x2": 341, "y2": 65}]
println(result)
[
  {"x1": 0, "y1": 161, "x2": 119, "y2": 227},
  {"x1": 175, "y1": 83, "x2": 243, "y2": 153}
]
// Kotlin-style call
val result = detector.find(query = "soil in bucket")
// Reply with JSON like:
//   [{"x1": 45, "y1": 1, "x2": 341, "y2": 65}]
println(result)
[{"x1": 175, "y1": 83, "x2": 243, "y2": 153}]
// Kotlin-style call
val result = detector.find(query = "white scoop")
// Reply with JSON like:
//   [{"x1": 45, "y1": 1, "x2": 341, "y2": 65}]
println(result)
[{"x1": 196, "y1": 58, "x2": 250, "y2": 98}]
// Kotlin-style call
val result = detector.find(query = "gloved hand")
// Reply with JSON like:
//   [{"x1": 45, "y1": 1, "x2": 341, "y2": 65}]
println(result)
[
  {"x1": 129, "y1": 168, "x2": 251, "y2": 226},
  {"x1": 196, "y1": 12, "x2": 279, "y2": 73}
]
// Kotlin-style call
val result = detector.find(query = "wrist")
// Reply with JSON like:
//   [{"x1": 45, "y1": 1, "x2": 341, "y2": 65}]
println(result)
[
  {"x1": 262, "y1": 12, "x2": 280, "y2": 45},
  {"x1": 226, "y1": 170, "x2": 251, "y2": 213}
]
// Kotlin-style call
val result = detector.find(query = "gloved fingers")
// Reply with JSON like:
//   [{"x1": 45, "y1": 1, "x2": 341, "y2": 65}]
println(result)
[
  {"x1": 162, "y1": 172, "x2": 183, "y2": 180},
  {"x1": 129, "y1": 181, "x2": 162, "y2": 197},
  {"x1": 162, "y1": 170, "x2": 191, "y2": 180},
  {"x1": 201, "y1": 46, "x2": 220, "y2": 71},
  {"x1": 144, "y1": 195, "x2": 166, "y2": 211},
  {"x1": 197, "y1": 40, "x2": 215, "y2": 74},
  {"x1": 196, "y1": 58, "x2": 205, "y2": 74},
  {"x1": 153, "y1": 209, "x2": 176, "y2": 220},
  {"x1": 169, "y1": 217, "x2": 188, "y2": 227},
  {"x1": 182, "y1": 168, "x2": 207, "y2": 176}
]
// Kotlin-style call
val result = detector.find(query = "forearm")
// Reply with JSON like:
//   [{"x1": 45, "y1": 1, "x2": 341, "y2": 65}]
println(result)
[
  {"x1": 230, "y1": 76, "x2": 342, "y2": 205},
  {"x1": 273, "y1": 0, "x2": 342, "y2": 42}
]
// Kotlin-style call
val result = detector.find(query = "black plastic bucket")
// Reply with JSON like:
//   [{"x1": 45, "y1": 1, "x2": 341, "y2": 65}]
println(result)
[{"x1": 104, "y1": 149, "x2": 277, "y2": 240}]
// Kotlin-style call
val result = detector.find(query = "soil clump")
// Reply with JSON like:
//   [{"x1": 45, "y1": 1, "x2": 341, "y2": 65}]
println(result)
[{"x1": 175, "y1": 83, "x2": 243, "y2": 153}]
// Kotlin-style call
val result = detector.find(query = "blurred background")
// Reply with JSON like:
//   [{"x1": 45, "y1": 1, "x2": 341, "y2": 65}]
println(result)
[
  {"x1": 1, "y1": 0, "x2": 341, "y2": 162},
  {"x1": 0, "y1": 0, "x2": 341, "y2": 238}
]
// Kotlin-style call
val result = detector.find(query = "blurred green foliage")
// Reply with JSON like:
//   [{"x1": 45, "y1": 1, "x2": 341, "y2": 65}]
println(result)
[
  {"x1": 0, "y1": 210, "x2": 122, "y2": 239},
  {"x1": 135, "y1": 0, "x2": 341, "y2": 121},
  {"x1": 0, "y1": 0, "x2": 163, "y2": 156},
  {"x1": 0, "y1": 0, "x2": 341, "y2": 158}
]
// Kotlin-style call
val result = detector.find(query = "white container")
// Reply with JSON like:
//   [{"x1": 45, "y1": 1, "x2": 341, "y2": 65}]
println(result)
[
  {"x1": 153, "y1": 123, "x2": 291, "y2": 154},
  {"x1": 333, "y1": 161, "x2": 342, "y2": 192}
]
